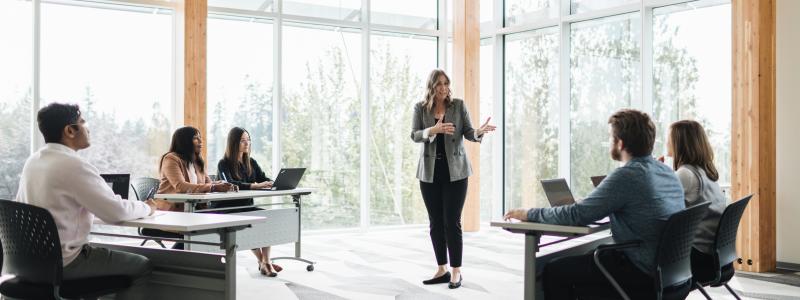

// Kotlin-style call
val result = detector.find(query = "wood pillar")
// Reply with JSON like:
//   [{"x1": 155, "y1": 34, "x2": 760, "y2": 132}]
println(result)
[
  {"x1": 180, "y1": 0, "x2": 207, "y2": 159},
  {"x1": 453, "y1": 0, "x2": 481, "y2": 232},
  {"x1": 732, "y1": 0, "x2": 776, "y2": 273}
]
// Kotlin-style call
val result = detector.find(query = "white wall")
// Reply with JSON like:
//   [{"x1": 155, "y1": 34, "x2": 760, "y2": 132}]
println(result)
[{"x1": 776, "y1": 0, "x2": 800, "y2": 265}]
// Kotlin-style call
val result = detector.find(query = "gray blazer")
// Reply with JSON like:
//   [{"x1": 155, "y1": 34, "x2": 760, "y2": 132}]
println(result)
[{"x1": 410, "y1": 98, "x2": 482, "y2": 183}]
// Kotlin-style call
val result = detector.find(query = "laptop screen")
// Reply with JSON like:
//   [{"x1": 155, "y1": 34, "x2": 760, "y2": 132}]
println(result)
[
  {"x1": 540, "y1": 178, "x2": 576, "y2": 207},
  {"x1": 100, "y1": 174, "x2": 130, "y2": 199}
]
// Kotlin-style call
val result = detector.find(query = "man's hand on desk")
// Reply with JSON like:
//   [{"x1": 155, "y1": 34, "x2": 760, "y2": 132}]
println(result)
[
  {"x1": 503, "y1": 208, "x2": 529, "y2": 222},
  {"x1": 145, "y1": 199, "x2": 158, "y2": 216}
]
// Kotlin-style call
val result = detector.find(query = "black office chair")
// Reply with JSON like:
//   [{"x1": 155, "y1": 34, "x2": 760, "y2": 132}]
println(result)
[
  {"x1": 586, "y1": 202, "x2": 711, "y2": 300},
  {"x1": 0, "y1": 200, "x2": 132, "y2": 300},
  {"x1": 130, "y1": 177, "x2": 172, "y2": 248},
  {"x1": 693, "y1": 194, "x2": 752, "y2": 300}
]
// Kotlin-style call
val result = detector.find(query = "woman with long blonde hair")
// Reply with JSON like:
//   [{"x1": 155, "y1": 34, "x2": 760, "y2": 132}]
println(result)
[{"x1": 410, "y1": 69, "x2": 495, "y2": 289}]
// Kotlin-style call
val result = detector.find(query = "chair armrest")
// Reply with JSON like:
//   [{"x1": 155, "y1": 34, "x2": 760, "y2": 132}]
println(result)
[
  {"x1": 595, "y1": 240, "x2": 643, "y2": 253},
  {"x1": 593, "y1": 240, "x2": 642, "y2": 300}
]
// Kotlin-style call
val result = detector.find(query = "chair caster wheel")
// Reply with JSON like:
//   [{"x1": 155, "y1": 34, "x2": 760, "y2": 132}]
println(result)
[{"x1": 307, "y1": 265, "x2": 314, "y2": 272}]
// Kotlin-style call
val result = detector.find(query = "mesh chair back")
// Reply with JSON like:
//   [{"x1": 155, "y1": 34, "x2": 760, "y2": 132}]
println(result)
[
  {"x1": 0, "y1": 200, "x2": 63, "y2": 285},
  {"x1": 130, "y1": 177, "x2": 160, "y2": 201},
  {"x1": 655, "y1": 202, "x2": 711, "y2": 289},
  {"x1": 714, "y1": 195, "x2": 752, "y2": 269}
]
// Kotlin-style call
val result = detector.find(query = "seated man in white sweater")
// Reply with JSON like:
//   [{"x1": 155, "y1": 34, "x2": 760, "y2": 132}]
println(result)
[{"x1": 15, "y1": 102, "x2": 157, "y2": 300}]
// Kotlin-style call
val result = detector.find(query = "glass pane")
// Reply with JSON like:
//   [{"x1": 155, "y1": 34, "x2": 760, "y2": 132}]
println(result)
[
  {"x1": 571, "y1": 0, "x2": 638, "y2": 14},
  {"x1": 369, "y1": 32, "x2": 437, "y2": 226},
  {"x1": 207, "y1": 16, "x2": 274, "y2": 176},
  {"x1": 284, "y1": 0, "x2": 361, "y2": 21},
  {"x1": 505, "y1": 0, "x2": 559, "y2": 26},
  {"x1": 479, "y1": 38, "x2": 495, "y2": 221},
  {"x1": 504, "y1": 28, "x2": 559, "y2": 210},
  {"x1": 209, "y1": 0, "x2": 273, "y2": 12},
  {"x1": 653, "y1": 3, "x2": 732, "y2": 184},
  {"x1": 282, "y1": 23, "x2": 361, "y2": 229},
  {"x1": 570, "y1": 14, "x2": 641, "y2": 197},
  {"x1": 41, "y1": 2, "x2": 173, "y2": 181},
  {"x1": 0, "y1": 0, "x2": 32, "y2": 199},
  {"x1": 371, "y1": 0, "x2": 437, "y2": 30}
]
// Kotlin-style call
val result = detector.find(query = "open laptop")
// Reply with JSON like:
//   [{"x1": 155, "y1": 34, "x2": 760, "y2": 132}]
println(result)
[
  {"x1": 100, "y1": 174, "x2": 130, "y2": 199},
  {"x1": 540, "y1": 178, "x2": 609, "y2": 224},
  {"x1": 590, "y1": 175, "x2": 606, "y2": 188},
  {"x1": 265, "y1": 168, "x2": 306, "y2": 191},
  {"x1": 540, "y1": 178, "x2": 576, "y2": 207}
]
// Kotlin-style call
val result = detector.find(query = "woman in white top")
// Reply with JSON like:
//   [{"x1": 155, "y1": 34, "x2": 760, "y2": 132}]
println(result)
[{"x1": 666, "y1": 120, "x2": 727, "y2": 280}]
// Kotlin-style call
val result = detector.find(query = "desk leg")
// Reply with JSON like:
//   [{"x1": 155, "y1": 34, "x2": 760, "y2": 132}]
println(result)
[
  {"x1": 293, "y1": 194, "x2": 301, "y2": 258},
  {"x1": 184, "y1": 200, "x2": 197, "y2": 251},
  {"x1": 272, "y1": 194, "x2": 315, "y2": 271},
  {"x1": 222, "y1": 229, "x2": 237, "y2": 300},
  {"x1": 525, "y1": 233, "x2": 540, "y2": 300}
]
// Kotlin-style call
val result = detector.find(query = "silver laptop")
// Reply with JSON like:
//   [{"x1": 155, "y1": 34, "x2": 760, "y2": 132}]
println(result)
[{"x1": 540, "y1": 178, "x2": 576, "y2": 207}]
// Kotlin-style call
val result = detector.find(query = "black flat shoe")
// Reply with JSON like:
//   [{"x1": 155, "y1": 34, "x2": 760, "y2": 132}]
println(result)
[
  {"x1": 448, "y1": 275, "x2": 462, "y2": 289},
  {"x1": 423, "y1": 272, "x2": 451, "y2": 285}
]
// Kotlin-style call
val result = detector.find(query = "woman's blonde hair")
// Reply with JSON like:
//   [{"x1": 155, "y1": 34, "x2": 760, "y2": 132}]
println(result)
[
  {"x1": 422, "y1": 69, "x2": 452, "y2": 112},
  {"x1": 669, "y1": 120, "x2": 719, "y2": 182}
]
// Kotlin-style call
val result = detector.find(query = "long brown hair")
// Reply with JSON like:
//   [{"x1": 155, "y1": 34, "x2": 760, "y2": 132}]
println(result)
[
  {"x1": 669, "y1": 120, "x2": 719, "y2": 181},
  {"x1": 422, "y1": 69, "x2": 452, "y2": 112},
  {"x1": 223, "y1": 127, "x2": 253, "y2": 180}
]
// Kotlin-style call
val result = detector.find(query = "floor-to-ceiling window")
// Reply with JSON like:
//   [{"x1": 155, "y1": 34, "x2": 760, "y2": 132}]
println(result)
[
  {"x1": 0, "y1": 0, "x2": 32, "y2": 199},
  {"x1": 281, "y1": 23, "x2": 362, "y2": 229},
  {"x1": 368, "y1": 32, "x2": 437, "y2": 226},
  {"x1": 504, "y1": 28, "x2": 560, "y2": 210},
  {"x1": 40, "y1": 2, "x2": 173, "y2": 180},
  {"x1": 207, "y1": 16, "x2": 274, "y2": 175},
  {"x1": 499, "y1": 0, "x2": 732, "y2": 211},
  {"x1": 569, "y1": 14, "x2": 641, "y2": 197},
  {"x1": 652, "y1": 2, "x2": 732, "y2": 185}
]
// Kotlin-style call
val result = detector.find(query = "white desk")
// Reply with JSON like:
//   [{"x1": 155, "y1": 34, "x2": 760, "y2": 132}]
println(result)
[
  {"x1": 155, "y1": 188, "x2": 316, "y2": 270},
  {"x1": 95, "y1": 211, "x2": 265, "y2": 300},
  {"x1": 491, "y1": 221, "x2": 611, "y2": 300}
]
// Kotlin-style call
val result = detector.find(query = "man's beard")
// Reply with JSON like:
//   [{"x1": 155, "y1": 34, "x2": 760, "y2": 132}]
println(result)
[{"x1": 610, "y1": 144, "x2": 622, "y2": 161}]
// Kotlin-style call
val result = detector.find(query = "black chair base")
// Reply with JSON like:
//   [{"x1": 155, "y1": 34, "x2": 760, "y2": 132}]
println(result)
[{"x1": 0, "y1": 275, "x2": 131, "y2": 300}]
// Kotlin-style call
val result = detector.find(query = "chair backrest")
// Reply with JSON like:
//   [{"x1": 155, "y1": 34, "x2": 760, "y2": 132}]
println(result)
[
  {"x1": 714, "y1": 194, "x2": 752, "y2": 268},
  {"x1": 130, "y1": 177, "x2": 160, "y2": 201},
  {"x1": 655, "y1": 202, "x2": 711, "y2": 290},
  {"x1": 0, "y1": 200, "x2": 63, "y2": 285}
]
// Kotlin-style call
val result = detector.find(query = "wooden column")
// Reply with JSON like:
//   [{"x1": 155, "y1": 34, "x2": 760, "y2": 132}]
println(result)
[
  {"x1": 453, "y1": 0, "x2": 481, "y2": 232},
  {"x1": 180, "y1": 0, "x2": 208, "y2": 159},
  {"x1": 732, "y1": 0, "x2": 776, "y2": 273}
]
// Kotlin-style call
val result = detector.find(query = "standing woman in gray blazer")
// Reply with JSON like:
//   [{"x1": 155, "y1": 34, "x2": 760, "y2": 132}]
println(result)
[{"x1": 411, "y1": 69, "x2": 495, "y2": 289}]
